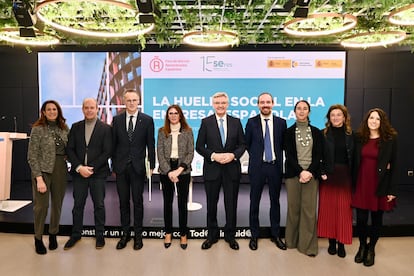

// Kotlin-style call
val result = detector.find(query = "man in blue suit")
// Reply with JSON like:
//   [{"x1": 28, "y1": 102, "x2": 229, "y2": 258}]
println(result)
[
  {"x1": 196, "y1": 92, "x2": 246, "y2": 250},
  {"x1": 245, "y1": 92, "x2": 287, "y2": 251},
  {"x1": 112, "y1": 89, "x2": 155, "y2": 250}
]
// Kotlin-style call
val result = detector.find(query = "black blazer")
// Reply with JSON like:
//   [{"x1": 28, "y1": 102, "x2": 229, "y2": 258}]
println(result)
[
  {"x1": 245, "y1": 114, "x2": 287, "y2": 174},
  {"x1": 283, "y1": 123, "x2": 323, "y2": 179},
  {"x1": 321, "y1": 127, "x2": 354, "y2": 175},
  {"x1": 353, "y1": 135, "x2": 398, "y2": 196},
  {"x1": 112, "y1": 111, "x2": 155, "y2": 176},
  {"x1": 66, "y1": 119, "x2": 112, "y2": 178},
  {"x1": 196, "y1": 114, "x2": 246, "y2": 181}
]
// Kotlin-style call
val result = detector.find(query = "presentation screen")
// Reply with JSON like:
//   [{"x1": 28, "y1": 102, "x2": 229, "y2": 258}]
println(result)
[
  {"x1": 141, "y1": 51, "x2": 346, "y2": 135},
  {"x1": 38, "y1": 51, "x2": 346, "y2": 172}
]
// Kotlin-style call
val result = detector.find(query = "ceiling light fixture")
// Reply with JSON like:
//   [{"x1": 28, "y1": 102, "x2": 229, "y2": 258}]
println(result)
[
  {"x1": 284, "y1": 13, "x2": 357, "y2": 37},
  {"x1": 183, "y1": 30, "x2": 239, "y2": 47},
  {"x1": 388, "y1": 4, "x2": 414, "y2": 26},
  {"x1": 0, "y1": 27, "x2": 60, "y2": 46},
  {"x1": 35, "y1": 0, "x2": 155, "y2": 38},
  {"x1": 340, "y1": 31, "x2": 407, "y2": 48}
]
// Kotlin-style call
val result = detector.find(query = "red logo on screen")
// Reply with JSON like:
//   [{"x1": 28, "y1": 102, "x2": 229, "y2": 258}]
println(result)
[{"x1": 149, "y1": 56, "x2": 164, "y2": 72}]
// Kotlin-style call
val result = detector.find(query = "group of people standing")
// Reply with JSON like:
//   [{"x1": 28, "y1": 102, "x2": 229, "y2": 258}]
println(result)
[{"x1": 27, "y1": 90, "x2": 398, "y2": 268}]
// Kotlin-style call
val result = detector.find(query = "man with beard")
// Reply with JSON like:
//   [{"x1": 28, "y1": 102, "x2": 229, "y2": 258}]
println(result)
[{"x1": 245, "y1": 92, "x2": 287, "y2": 251}]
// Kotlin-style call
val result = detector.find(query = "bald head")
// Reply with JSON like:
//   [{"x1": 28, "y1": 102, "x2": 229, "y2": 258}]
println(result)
[{"x1": 82, "y1": 98, "x2": 98, "y2": 120}]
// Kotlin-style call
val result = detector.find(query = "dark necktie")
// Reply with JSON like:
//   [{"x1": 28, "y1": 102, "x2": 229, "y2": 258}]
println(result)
[
  {"x1": 219, "y1": 118, "x2": 225, "y2": 147},
  {"x1": 128, "y1": 115, "x2": 134, "y2": 141},
  {"x1": 264, "y1": 119, "x2": 272, "y2": 161}
]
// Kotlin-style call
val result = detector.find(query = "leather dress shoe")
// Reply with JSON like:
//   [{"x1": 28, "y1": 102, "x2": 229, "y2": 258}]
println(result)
[
  {"x1": 134, "y1": 237, "x2": 143, "y2": 250},
  {"x1": 227, "y1": 239, "x2": 239, "y2": 250},
  {"x1": 249, "y1": 238, "x2": 258, "y2": 250},
  {"x1": 64, "y1": 236, "x2": 81, "y2": 250},
  {"x1": 271, "y1": 237, "x2": 287, "y2": 250},
  {"x1": 96, "y1": 236, "x2": 105, "y2": 249},
  {"x1": 116, "y1": 236, "x2": 131, "y2": 250},
  {"x1": 201, "y1": 239, "x2": 217, "y2": 250}
]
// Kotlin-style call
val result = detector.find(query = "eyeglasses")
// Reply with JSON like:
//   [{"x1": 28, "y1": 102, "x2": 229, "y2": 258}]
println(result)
[{"x1": 168, "y1": 112, "x2": 179, "y2": 115}]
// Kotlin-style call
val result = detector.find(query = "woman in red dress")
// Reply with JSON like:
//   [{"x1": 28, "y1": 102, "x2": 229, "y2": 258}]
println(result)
[
  {"x1": 352, "y1": 108, "x2": 398, "y2": 267},
  {"x1": 318, "y1": 105, "x2": 354, "y2": 258}
]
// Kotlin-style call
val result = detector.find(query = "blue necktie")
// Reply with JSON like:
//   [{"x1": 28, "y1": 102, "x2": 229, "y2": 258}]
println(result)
[
  {"x1": 264, "y1": 119, "x2": 272, "y2": 161},
  {"x1": 219, "y1": 118, "x2": 225, "y2": 147}
]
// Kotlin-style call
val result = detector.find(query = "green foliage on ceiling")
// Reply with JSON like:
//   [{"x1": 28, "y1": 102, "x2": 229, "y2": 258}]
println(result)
[{"x1": 0, "y1": 0, "x2": 413, "y2": 49}]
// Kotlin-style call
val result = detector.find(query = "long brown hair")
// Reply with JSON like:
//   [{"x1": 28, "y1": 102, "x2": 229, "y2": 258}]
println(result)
[
  {"x1": 32, "y1": 100, "x2": 68, "y2": 130},
  {"x1": 356, "y1": 108, "x2": 397, "y2": 144},
  {"x1": 161, "y1": 104, "x2": 191, "y2": 137},
  {"x1": 323, "y1": 104, "x2": 352, "y2": 135}
]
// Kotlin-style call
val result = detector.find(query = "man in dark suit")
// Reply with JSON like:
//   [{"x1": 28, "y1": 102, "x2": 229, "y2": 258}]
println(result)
[
  {"x1": 112, "y1": 89, "x2": 155, "y2": 250},
  {"x1": 196, "y1": 92, "x2": 246, "y2": 250},
  {"x1": 64, "y1": 98, "x2": 112, "y2": 250},
  {"x1": 245, "y1": 92, "x2": 287, "y2": 251}
]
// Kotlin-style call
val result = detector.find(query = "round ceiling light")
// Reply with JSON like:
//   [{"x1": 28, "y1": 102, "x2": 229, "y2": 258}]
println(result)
[
  {"x1": 182, "y1": 30, "x2": 239, "y2": 47},
  {"x1": 340, "y1": 31, "x2": 407, "y2": 48},
  {"x1": 0, "y1": 27, "x2": 60, "y2": 46},
  {"x1": 35, "y1": 0, "x2": 154, "y2": 38},
  {"x1": 388, "y1": 4, "x2": 414, "y2": 26},
  {"x1": 284, "y1": 13, "x2": 357, "y2": 37}
]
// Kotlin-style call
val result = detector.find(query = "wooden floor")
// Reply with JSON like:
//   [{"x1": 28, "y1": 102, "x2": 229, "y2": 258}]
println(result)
[{"x1": 0, "y1": 233, "x2": 412, "y2": 276}]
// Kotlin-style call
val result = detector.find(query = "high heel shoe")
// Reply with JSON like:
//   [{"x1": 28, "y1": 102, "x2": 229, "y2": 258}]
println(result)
[
  {"x1": 180, "y1": 235, "x2": 188, "y2": 250},
  {"x1": 164, "y1": 234, "x2": 172, "y2": 249}
]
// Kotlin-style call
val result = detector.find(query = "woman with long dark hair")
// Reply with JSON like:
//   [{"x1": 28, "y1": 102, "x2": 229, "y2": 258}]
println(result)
[
  {"x1": 352, "y1": 108, "x2": 398, "y2": 266},
  {"x1": 28, "y1": 100, "x2": 69, "y2": 254},
  {"x1": 318, "y1": 104, "x2": 354, "y2": 258},
  {"x1": 157, "y1": 104, "x2": 194, "y2": 249}
]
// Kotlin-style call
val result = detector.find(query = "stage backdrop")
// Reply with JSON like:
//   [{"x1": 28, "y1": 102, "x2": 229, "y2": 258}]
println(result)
[
  {"x1": 141, "y1": 51, "x2": 346, "y2": 172},
  {"x1": 38, "y1": 51, "x2": 346, "y2": 173}
]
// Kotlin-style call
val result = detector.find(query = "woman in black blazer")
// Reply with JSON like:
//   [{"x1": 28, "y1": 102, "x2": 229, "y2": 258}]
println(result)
[
  {"x1": 318, "y1": 104, "x2": 354, "y2": 258},
  {"x1": 283, "y1": 100, "x2": 323, "y2": 257},
  {"x1": 157, "y1": 105, "x2": 194, "y2": 249},
  {"x1": 352, "y1": 108, "x2": 398, "y2": 267}
]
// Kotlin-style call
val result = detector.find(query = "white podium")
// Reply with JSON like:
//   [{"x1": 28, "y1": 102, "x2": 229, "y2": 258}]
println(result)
[{"x1": 0, "y1": 132, "x2": 31, "y2": 212}]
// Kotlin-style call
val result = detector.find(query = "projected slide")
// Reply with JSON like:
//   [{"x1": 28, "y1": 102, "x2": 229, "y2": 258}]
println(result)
[{"x1": 141, "y1": 51, "x2": 346, "y2": 136}]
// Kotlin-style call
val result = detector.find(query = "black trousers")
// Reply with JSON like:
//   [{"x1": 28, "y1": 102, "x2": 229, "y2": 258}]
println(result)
[
  {"x1": 71, "y1": 175, "x2": 106, "y2": 238},
  {"x1": 205, "y1": 173, "x2": 239, "y2": 241},
  {"x1": 249, "y1": 162, "x2": 282, "y2": 239},
  {"x1": 116, "y1": 163, "x2": 146, "y2": 237},
  {"x1": 160, "y1": 170, "x2": 190, "y2": 236}
]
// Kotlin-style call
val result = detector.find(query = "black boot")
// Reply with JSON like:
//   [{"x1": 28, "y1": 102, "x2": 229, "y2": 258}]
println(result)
[
  {"x1": 364, "y1": 243, "x2": 375, "y2": 267},
  {"x1": 49, "y1": 234, "x2": 58, "y2": 250},
  {"x1": 328, "y1": 239, "x2": 337, "y2": 255},
  {"x1": 35, "y1": 238, "x2": 47, "y2": 255},
  {"x1": 337, "y1": 242, "x2": 346, "y2": 258},
  {"x1": 354, "y1": 243, "x2": 367, "y2": 263}
]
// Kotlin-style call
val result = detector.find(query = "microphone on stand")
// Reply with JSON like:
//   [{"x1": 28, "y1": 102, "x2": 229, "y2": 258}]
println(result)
[{"x1": 13, "y1": 116, "x2": 17, "y2": 132}]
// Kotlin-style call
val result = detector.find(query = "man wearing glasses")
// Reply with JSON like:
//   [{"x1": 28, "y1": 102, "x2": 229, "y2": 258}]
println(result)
[
  {"x1": 111, "y1": 89, "x2": 155, "y2": 250},
  {"x1": 196, "y1": 92, "x2": 246, "y2": 250}
]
